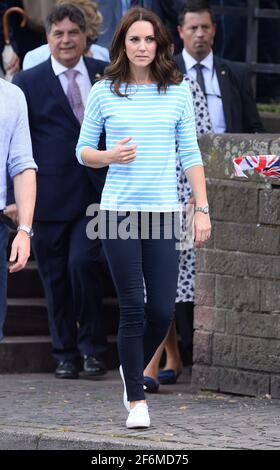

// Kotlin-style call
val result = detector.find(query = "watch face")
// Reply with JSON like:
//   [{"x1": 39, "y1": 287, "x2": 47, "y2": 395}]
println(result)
[{"x1": 203, "y1": 207, "x2": 209, "y2": 214}]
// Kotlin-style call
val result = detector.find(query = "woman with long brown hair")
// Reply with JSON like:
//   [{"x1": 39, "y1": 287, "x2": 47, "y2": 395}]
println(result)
[{"x1": 77, "y1": 7, "x2": 211, "y2": 429}]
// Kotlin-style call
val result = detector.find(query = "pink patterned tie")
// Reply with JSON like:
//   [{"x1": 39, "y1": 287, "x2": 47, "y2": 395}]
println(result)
[{"x1": 65, "y1": 69, "x2": 84, "y2": 124}]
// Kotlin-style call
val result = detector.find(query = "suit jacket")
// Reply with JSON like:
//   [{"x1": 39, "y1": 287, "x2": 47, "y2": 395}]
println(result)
[
  {"x1": 175, "y1": 52, "x2": 265, "y2": 133},
  {"x1": 13, "y1": 57, "x2": 107, "y2": 221}
]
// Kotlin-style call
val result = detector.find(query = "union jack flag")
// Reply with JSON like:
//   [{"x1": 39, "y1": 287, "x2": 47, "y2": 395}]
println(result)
[{"x1": 233, "y1": 155, "x2": 280, "y2": 180}]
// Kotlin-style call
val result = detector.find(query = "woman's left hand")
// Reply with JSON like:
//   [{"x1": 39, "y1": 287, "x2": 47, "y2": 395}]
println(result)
[{"x1": 194, "y1": 212, "x2": 211, "y2": 247}]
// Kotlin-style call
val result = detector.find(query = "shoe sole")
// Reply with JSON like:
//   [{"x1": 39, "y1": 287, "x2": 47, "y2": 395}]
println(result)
[
  {"x1": 126, "y1": 423, "x2": 150, "y2": 429},
  {"x1": 54, "y1": 374, "x2": 79, "y2": 379}
]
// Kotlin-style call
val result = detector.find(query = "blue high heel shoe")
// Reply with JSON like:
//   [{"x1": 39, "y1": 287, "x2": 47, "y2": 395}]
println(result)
[
  {"x1": 158, "y1": 369, "x2": 182, "y2": 385},
  {"x1": 143, "y1": 376, "x2": 159, "y2": 393}
]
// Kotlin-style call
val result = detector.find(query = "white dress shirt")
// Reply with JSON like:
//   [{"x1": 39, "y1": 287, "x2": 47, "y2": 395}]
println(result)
[
  {"x1": 51, "y1": 56, "x2": 92, "y2": 107},
  {"x1": 182, "y1": 49, "x2": 226, "y2": 133}
]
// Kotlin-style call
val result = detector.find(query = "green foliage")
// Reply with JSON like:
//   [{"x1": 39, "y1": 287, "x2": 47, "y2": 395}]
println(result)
[{"x1": 257, "y1": 102, "x2": 280, "y2": 113}]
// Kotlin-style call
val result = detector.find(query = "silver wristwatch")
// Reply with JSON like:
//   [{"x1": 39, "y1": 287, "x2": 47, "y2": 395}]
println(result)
[
  {"x1": 194, "y1": 206, "x2": 209, "y2": 214},
  {"x1": 17, "y1": 224, "x2": 34, "y2": 238}
]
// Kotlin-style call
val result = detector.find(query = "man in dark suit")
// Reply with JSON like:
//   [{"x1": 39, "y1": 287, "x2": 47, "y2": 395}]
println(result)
[
  {"x1": 13, "y1": 3, "x2": 108, "y2": 379},
  {"x1": 175, "y1": 0, "x2": 265, "y2": 133}
]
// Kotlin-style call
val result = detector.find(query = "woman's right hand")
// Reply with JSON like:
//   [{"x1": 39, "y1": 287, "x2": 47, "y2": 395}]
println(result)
[{"x1": 108, "y1": 137, "x2": 137, "y2": 164}]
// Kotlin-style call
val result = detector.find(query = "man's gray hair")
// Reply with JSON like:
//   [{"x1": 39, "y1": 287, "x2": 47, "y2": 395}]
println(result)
[{"x1": 45, "y1": 3, "x2": 86, "y2": 33}]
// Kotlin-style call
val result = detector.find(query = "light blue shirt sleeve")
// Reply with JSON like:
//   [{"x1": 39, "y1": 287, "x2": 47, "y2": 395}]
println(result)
[
  {"x1": 7, "y1": 88, "x2": 37, "y2": 178},
  {"x1": 76, "y1": 82, "x2": 105, "y2": 165},
  {"x1": 90, "y1": 44, "x2": 110, "y2": 62},
  {"x1": 176, "y1": 82, "x2": 203, "y2": 171},
  {"x1": 22, "y1": 44, "x2": 51, "y2": 70}
]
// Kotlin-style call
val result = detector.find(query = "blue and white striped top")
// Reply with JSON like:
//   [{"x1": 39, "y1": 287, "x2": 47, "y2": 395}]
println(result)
[{"x1": 76, "y1": 79, "x2": 203, "y2": 212}]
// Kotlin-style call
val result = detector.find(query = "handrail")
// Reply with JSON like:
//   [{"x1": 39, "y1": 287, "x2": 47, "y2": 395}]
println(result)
[{"x1": 211, "y1": 1, "x2": 280, "y2": 96}]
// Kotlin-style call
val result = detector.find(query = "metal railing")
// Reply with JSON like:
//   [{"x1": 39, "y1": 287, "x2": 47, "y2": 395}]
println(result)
[{"x1": 211, "y1": 0, "x2": 280, "y2": 94}]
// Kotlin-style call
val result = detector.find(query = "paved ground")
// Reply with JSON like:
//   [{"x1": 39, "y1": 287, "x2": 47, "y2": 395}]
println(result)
[{"x1": 0, "y1": 369, "x2": 280, "y2": 450}]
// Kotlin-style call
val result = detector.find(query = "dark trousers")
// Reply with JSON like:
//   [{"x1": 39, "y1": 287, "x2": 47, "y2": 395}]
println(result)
[
  {"x1": 102, "y1": 212, "x2": 179, "y2": 401},
  {"x1": 33, "y1": 215, "x2": 107, "y2": 364}
]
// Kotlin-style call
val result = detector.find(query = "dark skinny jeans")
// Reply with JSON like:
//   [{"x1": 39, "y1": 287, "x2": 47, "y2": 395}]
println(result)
[{"x1": 102, "y1": 212, "x2": 179, "y2": 401}]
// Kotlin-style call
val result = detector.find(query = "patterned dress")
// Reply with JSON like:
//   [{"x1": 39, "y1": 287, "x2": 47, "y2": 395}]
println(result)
[{"x1": 176, "y1": 76, "x2": 212, "y2": 303}]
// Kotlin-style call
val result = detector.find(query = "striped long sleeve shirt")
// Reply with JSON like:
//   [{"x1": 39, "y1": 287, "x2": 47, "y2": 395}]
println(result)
[{"x1": 76, "y1": 79, "x2": 203, "y2": 212}]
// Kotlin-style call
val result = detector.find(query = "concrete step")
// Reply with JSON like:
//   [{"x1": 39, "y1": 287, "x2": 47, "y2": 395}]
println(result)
[
  {"x1": 4, "y1": 242, "x2": 120, "y2": 372},
  {"x1": 0, "y1": 335, "x2": 119, "y2": 373},
  {"x1": 0, "y1": 336, "x2": 53, "y2": 373},
  {"x1": 6, "y1": 298, "x2": 48, "y2": 335},
  {"x1": 5, "y1": 297, "x2": 119, "y2": 336},
  {"x1": 7, "y1": 262, "x2": 44, "y2": 298}
]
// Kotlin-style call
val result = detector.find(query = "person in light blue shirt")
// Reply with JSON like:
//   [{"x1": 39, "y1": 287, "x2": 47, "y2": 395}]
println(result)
[
  {"x1": 76, "y1": 7, "x2": 211, "y2": 429},
  {"x1": 0, "y1": 78, "x2": 37, "y2": 341}
]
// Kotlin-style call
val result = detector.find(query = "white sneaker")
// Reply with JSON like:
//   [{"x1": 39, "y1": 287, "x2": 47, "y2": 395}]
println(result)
[
  {"x1": 126, "y1": 403, "x2": 151, "y2": 429},
  {"x1": 119, "y1": 365, "x2": 130, "y2": 412}
]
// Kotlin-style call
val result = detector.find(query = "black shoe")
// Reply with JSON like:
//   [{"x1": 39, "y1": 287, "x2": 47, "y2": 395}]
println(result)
[
  {"x1": 55, "y1": 361, "x2": 79, "y2": 379},
  {"x1": 83, "y1": 355, "x2": 107, "y2": 377}
]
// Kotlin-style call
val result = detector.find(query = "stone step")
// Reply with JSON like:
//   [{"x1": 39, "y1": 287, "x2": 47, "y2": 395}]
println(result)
[
  {"x1": 7, "y1": 261, "x2": 44, "y2": 298},
  {"x1": 5, "y1": 297, "x2": 119, "y2": 336},
  {"x1": 0, "y1": 335, "x2": 119, "y2": 373},
  {"x1": 6, "y1": 298, "x2": 48, "y2": 336},
  {"x1": 7, "y1": 261, "x2": 116, "y2": 298},
  {"x1": 0, "y1": 336, "x2": 53, "y2": 373}
]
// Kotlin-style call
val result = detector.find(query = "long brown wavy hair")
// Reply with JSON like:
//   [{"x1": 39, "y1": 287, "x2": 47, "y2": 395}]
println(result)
[{"x1": 104, "y1": 7, "x2": 183, "y2": 97}]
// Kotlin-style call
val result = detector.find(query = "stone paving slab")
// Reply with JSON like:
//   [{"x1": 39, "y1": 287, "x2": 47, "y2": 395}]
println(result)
[{"x1": 0, "y1": 371, "x2": 279, "y2": 450}]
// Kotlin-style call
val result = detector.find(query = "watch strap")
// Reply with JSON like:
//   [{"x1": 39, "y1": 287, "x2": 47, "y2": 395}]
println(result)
[{"x1": 17, "y1": 224, "x2": 34, "y2": 237}]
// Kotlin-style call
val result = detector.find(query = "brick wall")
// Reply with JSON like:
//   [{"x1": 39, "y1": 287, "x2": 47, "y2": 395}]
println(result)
[{"x1": 192, "y1": 134, "x2": 280, "y2": 398}]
